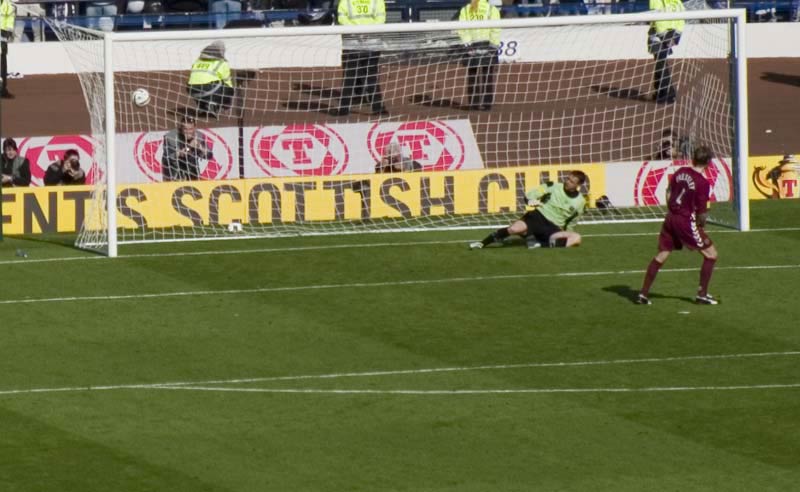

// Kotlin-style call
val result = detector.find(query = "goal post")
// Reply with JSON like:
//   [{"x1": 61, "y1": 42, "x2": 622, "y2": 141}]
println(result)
[{"x1": 49, "y1": 9, "x2": 748, "y2": 256}]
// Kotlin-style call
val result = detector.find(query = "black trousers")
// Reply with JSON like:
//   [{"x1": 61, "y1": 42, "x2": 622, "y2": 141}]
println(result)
[
  {"x1": 188, "y1": 83, "x2": 235, "y2": 114},
  {"x1": 1, "y1": 40, "x2": 7, "y2": 91},
  {"x1": 465, "y1": 45, "x2": 498, "y2": 109},
  {"x1": 651, "y1": 31, "x2": 680, "y2": 100},
  {"x1": 652, "y1": 45, "x2": 673, "y2": 100},
  {"x1": 339, "y1": 49, "x2": 383, "y2": 111}
]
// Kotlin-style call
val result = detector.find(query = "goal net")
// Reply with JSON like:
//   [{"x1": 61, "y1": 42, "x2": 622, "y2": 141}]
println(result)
[{"x1": 49, "y1": 10, "x2": 748, "y2": 256}]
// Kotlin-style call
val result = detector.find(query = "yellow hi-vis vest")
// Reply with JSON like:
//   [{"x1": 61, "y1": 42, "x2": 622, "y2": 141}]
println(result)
[
  {"x1": 188, "y1": 57, "x2": 233, "y2": 87},
  {"x1": 0, "y1": 0, "x2": 15, "y2": 34},
  {"x1": 458, "y1": 0, "x2": 501, "y2": 46},
  {"x1": 650, "y1": 0, "x2": 685, "y2": 34},
  {"x1": 337, "y1": 0, "x2": 386, "y2": 25}
]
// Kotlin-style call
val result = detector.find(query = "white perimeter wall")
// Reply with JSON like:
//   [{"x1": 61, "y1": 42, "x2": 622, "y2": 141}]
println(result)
[{"x1": 7, "y1": 23, "x2": 799, "y2": 76}]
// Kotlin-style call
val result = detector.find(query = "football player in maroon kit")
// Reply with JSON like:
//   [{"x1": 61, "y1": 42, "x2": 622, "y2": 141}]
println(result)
[{"x1": 636, "y1": 145, "x2": 719, "y2": 305}]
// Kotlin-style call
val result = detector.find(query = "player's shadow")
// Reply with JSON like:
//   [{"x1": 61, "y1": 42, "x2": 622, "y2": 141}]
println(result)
[
  {"x1": 760, "y1": 72, "x2": 800, "y2": 87},
  {"x1": 288, "y1": 83, "x2": 392, "y2": 115},
  {"x1": 602, "y1": 285, "x2": 694, "y2": 304},
  {"x1": 591, "y1": 85, "x2": 651, "y2": 103},
  {"x1": 283, "y1": 83, "x2": 341, "y2": 114},
  {"x1": 292, "y1": 82, "x2": 341, "y2": 100},
  {"x1": 168, "y1": 104, "x2": 237, "y2": 124},
  {"x1": 283, "y1": 100, "x2": 332, "y2": 112}
]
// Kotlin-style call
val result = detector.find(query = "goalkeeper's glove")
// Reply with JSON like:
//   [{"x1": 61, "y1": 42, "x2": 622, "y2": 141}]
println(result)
[{"x1": 527, "y1": 198, "x2": 542, "y2": 207}]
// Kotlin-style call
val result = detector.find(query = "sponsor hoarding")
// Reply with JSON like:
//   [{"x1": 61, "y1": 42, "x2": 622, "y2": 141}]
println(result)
[
  {"x1": 1, "y1": 165, "x2": 603, "y2": 235},
  {"x1": 604, "y1": 158, "x2": 733, "y2": 207},
  {"x1": 7, "y1": 119, "x2": 484, "y2": 185},
  {"x1": 749, "y1": 155, "x2": 799, "y2": 199}
]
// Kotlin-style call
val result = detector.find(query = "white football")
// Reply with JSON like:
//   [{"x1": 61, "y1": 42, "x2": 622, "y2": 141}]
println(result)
[{"x1": 132, "y1": 88, "x2": 151, "y2": 107}]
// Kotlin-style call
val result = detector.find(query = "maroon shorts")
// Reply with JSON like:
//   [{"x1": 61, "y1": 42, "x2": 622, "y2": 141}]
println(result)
[{"x1": 658, "y1": 213, "x2": 713, "y2": 252}]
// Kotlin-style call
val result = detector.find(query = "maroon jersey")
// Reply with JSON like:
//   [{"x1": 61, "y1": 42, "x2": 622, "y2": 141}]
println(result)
[{"x1": 667, "y1": 167, "x2": 710, "y2": 217}]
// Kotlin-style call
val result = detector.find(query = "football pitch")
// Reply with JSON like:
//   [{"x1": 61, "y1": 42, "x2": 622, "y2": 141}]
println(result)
[{"x1": 1, "y1": 199, "x2": 798, "y2": 491}]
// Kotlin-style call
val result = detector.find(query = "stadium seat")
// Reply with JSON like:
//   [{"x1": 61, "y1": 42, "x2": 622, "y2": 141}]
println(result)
[{"x1": 164, "y1": 0, "x2": 208, "y2": 12}]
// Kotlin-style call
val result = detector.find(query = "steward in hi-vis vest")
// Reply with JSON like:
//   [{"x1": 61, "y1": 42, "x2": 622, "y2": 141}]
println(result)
[
  {"x1": 458, "y1": 0, "x2": 501, "y2": 111},
  {"x1": 329, "y1": 0, "x2": 388, "y2": 116},
  {"x1": 187, "y1": 40, "x2": 235, "y2": 118},
  {"x1": 646, "y1": 0, "x2": 685, "y2": 104},
  {"x1": 1, "y1": 0, "x2": 15, "y2": 98}
]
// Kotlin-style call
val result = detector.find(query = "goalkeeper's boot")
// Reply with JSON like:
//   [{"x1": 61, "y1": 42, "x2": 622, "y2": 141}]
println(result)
[
  {"x1": 526, "y1": 236, "x2": 542, "y2": 250},
  {"x1": 634, "y1": 293, "x2": 652, "y2": 305},
  {"x1": 695, "y1": 293, "x2": 719, "y2": 305},
  {"x1": 469, "y1": 241, "x2": 484, "y2": 250}
]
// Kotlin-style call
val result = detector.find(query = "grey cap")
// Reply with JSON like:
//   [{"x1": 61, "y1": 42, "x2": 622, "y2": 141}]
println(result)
[{"x1": 201, "y1": 40, "x2": 226, "y2": 59}]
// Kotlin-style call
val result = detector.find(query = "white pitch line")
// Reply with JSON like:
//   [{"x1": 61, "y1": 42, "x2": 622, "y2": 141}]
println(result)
[
  {"x1": 152, "y1": 383, "x2": 800, "y2": 395},
  {"x1": 1, "y1": 350, "x2": 798, "y2": 397},
  {"x1": 0, "y1": 240, "x2": 467, "y2": 265},
  {"x1": 153, "y1": 350, "x2": 800, "y2": 386},
  {"x1": 1, "y1": 263, "x2": 799, "y2": 305},
  {"x1": 1, "y1": 226, "x2": 798, "y2": 265}
]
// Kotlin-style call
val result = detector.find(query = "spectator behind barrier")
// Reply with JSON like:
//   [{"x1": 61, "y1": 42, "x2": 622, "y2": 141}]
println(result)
[
  {"x1": 44, "y1": 149, "x2": 86, "y2": 185},
  {"x1": 161, "y1": 115, "x2": 213, "y2": 181},
  {"x1": 1, "y1": 138, "x2": 32, "y2": 187},
  {"x1": 210, "y1": 0, "x2": 242, "y2": 28},
  {"x1": 14, "y1": 2, "x2": 46, "y2": 42},
  {"x1": 375, "y1": 141, "x2": 421, "y2": 173},
  {"x1": 85, "y1": 0, "x2": 119, "y2": 32}
]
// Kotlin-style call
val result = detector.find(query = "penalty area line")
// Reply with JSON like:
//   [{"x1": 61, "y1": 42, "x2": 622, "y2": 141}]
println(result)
[
  {"x1": 153, "y1": 350, "x2": 800, "y2": 386},
  {"x1": 152, "y1": 383, "x2": 800, "y2": 395},
  {"x1": 2, "y1": 350, "x2": 798, "y2": 397},
  {"x1": 0, "y1": 263, "x2": 799, "y2": 305},
  {"x1": 1, "y1": 226, "x2": 798, "y2": 265}
]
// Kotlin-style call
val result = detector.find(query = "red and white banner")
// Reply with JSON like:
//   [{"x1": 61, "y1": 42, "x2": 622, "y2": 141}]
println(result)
[
  {"x1": 245, "y1": 120, "x2": 482, "y2": 178},
  {"x1": 16, "y1": 135, "x2": 103, "y2": 186},
  {"x1": 11, "y1": 131, "x2": 736, "y2": 206},
  {"x1": 123, "y1": 128, "x2": 238, "y2": 182},
  {"x1": 7, "y1": 119, "x2": 484, "y2": 185},
  {"x1": 604, "y1": 158, "x2": 733, "y2": 207}
]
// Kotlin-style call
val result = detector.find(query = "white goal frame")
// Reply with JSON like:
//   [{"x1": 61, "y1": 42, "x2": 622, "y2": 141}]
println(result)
[{"x1": 93, "y1": 9, "x2": 748, "y2": 257}]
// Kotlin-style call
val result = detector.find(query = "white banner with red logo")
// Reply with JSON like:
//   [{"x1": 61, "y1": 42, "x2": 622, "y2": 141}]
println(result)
[
  {"x1": 603, "y1": 158, "x2": 734, "y2": 207},
  {"x1": 245, "y1": 120, "x2": 482, "y2": 178},
  {"x1": 8, "y1": 132, "x2": 738, "y2": 208},
  {"x1": 121, "y1": 128, "x2": 240, "y2": 183},
  {"x1": 16, "y1": 135, "x2": 104, "y2": 187},
  {"x1": 8, "y1": 119, "x2": 485, "y2": 185}
]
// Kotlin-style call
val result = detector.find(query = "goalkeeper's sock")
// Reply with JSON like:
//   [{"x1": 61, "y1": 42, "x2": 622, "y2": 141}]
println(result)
[
  {"x1": 640, "y1": 258, "x2": 664, "y2": 296},
  {"x1": 482, "y1": 228, "x2": 509, "y2": 246},
  {"x1": 698, "y1": 257, "x2": 716, "y2": 297}
]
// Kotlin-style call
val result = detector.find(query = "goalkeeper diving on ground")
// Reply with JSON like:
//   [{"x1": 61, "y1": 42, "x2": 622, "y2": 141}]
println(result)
[{"x1": 470, "y1": 170, "x2": 587, "y2": 250}]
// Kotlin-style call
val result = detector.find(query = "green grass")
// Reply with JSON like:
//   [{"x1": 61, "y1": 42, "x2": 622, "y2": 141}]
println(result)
[{"x1": 1, "y1": 199, "x2": 799, "y2": 491}]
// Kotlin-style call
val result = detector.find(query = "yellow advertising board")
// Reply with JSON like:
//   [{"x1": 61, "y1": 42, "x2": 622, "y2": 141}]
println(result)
[
  {"x1": 1, "y1": 165, "x2": 604, "y2": 235},
  {"x1": 749, "y1": 155, "x2": 800, "y2": 200}
]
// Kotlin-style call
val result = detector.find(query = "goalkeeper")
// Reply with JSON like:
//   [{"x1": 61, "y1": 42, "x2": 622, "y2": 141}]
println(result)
[
  {"x1": 187, "y1": 41, "x2": 235, "y2": 118},
  {"x1": 470, "y1": 170, "x2": 587, "y2": 250}
]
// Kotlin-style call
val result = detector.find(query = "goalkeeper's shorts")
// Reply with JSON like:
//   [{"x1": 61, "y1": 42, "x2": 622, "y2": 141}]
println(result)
[{"x1": 522, "y1": 210, "x2": 561, "y2": 246}]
